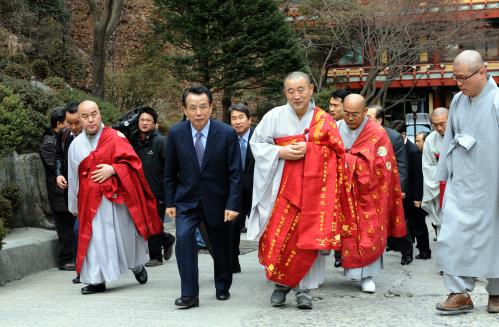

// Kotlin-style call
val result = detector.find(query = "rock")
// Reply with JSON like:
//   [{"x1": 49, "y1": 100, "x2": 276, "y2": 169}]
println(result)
[{"x1": 0, "y1": 152, "x2": 53, "y2": 229}]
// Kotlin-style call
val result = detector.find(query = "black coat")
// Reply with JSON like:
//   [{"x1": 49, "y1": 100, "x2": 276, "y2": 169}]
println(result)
[
  {"x1": 405, "y1": 140, "x2": 423, "y2": 202},
  {"x1": 130, "y1": 129, "x2": 167, "y2": 200},
  {"x1": 39, "y1": 129, "x2": 66, "y2": 212},
  {"x1": 240, "y1": 128, "x2": 255, "y2": 216}
]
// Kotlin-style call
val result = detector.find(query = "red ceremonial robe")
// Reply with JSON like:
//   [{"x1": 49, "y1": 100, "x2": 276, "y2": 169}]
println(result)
[
  {"x1": 75, "y1": 127, "x2": 163, "y2": 273},
  {"x1": 258, "y1": 108, "x2": 344, "y2": 287},
  {"x1": 338, "y1": 120, "x2": 406, "y2": 269}
]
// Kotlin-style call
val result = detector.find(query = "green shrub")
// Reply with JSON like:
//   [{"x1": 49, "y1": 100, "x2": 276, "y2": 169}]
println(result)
[
  {"x1": 0, "y1": 195, "x2": 13, "y2": 228},
  {"x1": 32, "y1": 59, "x2": 50, "y2": 80},
  {"x1": 3, "y1": 63, "x2": 30, "y2": 79},
  {"x1": 0, "y1": 217, "x2": 7, "y2": 250},
  {"x1": 0, "y1": 184, "x2": 20, "y2": 213},
  {"x1": 315, "y1": 87, "x2": 335, "y2": 112},
  {"x1": 44, "y1": 76, "x2": 65, "y2": 89},
  {"x1": 0, "y1": 75, "x2": 57, "y2": 114},
  {"x1": 0, "y1": 83, "x2": 47, "y2": 156}
]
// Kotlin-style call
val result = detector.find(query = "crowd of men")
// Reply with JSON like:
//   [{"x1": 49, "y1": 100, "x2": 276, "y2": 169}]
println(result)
[{"x1": 39, "y1": 49, "x2": 498, "y2": 314}]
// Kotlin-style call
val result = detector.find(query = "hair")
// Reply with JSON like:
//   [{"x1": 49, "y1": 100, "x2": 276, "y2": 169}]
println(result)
[
  {"x1": 367, "y1": 104, "x2": 385, "y2": 124},
  {"x1": 50, "y1": 107, "x2": 66, "y2": 128},
  {"x1": 390, "y1": 120, "x2": 406, "y2": 134},
  {"x1": 330, "y1": 89, "x2": 351, "y2": 102},
  {"x1": 182, "y1": 86, "x2": 213, "y2": 107},
  {"x1": 228, "y1": 102, "x2": 251, "y2": 119},
  {"x1": 283, "y1": 71, "x2": 312, "y2": 87},
  {"x1": 138, "y1": 106, "x2": 158, "y2": 123},
  {"x1": 64, "y1": 101, "x2": 80, "y2": 115},
  {"x1": 417, "y1": 131, "x2": 429, "y2": 142}
]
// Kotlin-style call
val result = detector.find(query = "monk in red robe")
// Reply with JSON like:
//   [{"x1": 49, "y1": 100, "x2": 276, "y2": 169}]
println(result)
[
  {"x1": 249, "y1": 72, "x2": 344, "y2": 309},
  {"x1": 337, "y1": 94, "x2": 406, "y2": 294},
  {"x1": 67, "y1": 100, "x2": 162, "y2": 295}
]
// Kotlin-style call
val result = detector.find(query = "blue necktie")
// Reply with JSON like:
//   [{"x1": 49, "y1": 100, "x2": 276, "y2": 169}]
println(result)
[
  {"x1": 194, "y1": 132, "x2": 204, "y2": 167},
  {"x1": 239, "y1": 137, "x2": 247, "y2": 170}
]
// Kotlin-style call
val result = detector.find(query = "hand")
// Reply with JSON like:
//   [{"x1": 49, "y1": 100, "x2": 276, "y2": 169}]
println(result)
[
  {"x1": 91, "y1": 164, "x2": 115, "y2": 183},
  {"x1": 414, "y1": 201, "x2": 422, "y2": 208},
  {"x1": 56, "y1": 175, "x2": 68, "y2": 189},
  {"x1": 224, "y1": 209, "x2": 239, "y2": 222},
  {"x1": 278, "y1": 142, "x2": 306, "y2": 161},
  {"x1": 401, "y1": 192, "x2": 406, "y2": 199},
  {"x1": 166, "y1": 207, "x2": 176, "y2": 219}
]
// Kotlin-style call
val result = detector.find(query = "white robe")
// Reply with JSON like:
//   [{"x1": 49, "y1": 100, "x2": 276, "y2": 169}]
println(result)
[
  {"x1": 436, "y1": 77, "x2": 499, "y2": 278},
  {"x1": 421, "y1": 130, "x2": 444, "y2": 228},
  {"x1": 248, "y1": 102, "x2": 325, "y2": 290},
  {"x1": 337, "y1": 118, "x2": 382, "y2": 280},
  {"x1": 68, "y1": 125, "x2": 148, "y2": 284}
]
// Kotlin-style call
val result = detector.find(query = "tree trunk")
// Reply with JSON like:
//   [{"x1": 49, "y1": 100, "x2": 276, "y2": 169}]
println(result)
[
  {"x1": 92, "y1": 27, "x2": 107, "y2": 98},
  {"x1": 222, "y1": 89, "x2": 232, "y2": 124}
]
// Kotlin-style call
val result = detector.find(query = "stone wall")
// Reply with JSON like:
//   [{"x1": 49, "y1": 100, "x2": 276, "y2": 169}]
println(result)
[{"x1": 0, "y1": 152, "x2": 53, "y2": 229}]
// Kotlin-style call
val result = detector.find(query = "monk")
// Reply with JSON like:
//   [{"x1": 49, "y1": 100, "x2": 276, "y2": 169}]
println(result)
[
  {"x1": 337, "y1": 94, "x2": 406, "y2": 294},
  {"x1": 68, "y1": 100, "x2": 162, "y2": 295},
  {"x1": 435, "y1": 50, "x2": 499, "y2": 314},
  {"x1": 248, "y1": 72, "x2": 344, "y2": 309}
]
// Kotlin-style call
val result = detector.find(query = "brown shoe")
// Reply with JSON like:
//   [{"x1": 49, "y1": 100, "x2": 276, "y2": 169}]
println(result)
[
  {"x1": 436, "y1": 293, "x2": 474, "y2": 313},
  {"x1": 144, "y1": 259, "x2": 163, "y2": 267},
  {"x1": 487, "y1": 295, "x2": 499, "y2": 313}
]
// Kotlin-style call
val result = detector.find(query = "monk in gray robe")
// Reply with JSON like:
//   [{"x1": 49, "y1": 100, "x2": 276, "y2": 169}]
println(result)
[
  {"x1": 435, "y1": 50, "x2": 499, "y2": 314},
  {"x1": 421, "y1": 107, "x2": 448, "y2": 238}
]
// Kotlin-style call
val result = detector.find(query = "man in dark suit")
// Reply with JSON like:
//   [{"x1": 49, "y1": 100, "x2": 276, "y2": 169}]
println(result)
[
  {"x1": 367, "y1": 106, "x2": 412, "y2": 265},
  {"x1": 165, "y1": 86, "x2": 242, "y2": 309},
  {"x1": 228, "y1": 103, "x2": 254, "y2": 273}
]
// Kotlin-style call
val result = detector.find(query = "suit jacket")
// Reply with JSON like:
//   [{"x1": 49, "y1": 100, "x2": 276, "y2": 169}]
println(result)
[
  {"x1": 405, "y1": 140, "x2": 423, "y2": 202},
  {"x1": 384, "y1": 127, "x2": 408, "y2": 194},
  {"x1": 164, "y1": 119, "x2": 242, "y2": 226},
  {"x1": 240, "y1": 128, "x2": 255, "y2": 216}
]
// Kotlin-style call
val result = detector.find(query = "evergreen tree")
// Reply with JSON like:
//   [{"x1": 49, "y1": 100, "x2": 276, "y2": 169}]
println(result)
[{"x1": 154, "y1": 0, "x2": 304, "y2": 119}]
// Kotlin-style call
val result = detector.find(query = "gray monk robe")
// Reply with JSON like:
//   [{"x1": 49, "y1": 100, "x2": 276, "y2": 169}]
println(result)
[{"x1": 436, "y1": 76, "x2": 499, "y2": 278}]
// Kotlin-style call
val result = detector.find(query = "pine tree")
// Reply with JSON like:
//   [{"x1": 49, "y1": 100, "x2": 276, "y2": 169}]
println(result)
[{"x1": 154, "y1": 0, "x2": 304, "y2": 120}]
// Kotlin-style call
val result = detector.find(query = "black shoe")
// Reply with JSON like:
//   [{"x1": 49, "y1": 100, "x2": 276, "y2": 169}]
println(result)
[
  {"x1": 81, "y1": 283, "x2": 106, "y2": 295},
  {"x1": 401, "y1": 254, "x2": 413, "y2": 265},
  {"x1": 59, "y1": 263, "x2": 76, "y2": 271},
  {"x1": 334, "y1": 258, "x2": 342, "y2": 268},
  {"x1": 162, "y1": 233, "x2": 176, "y2": 261},
  {"x1": 72, "y1": 275, "x2": 81, "y2": 284},
  {"x1": 133, "y1": 266, "x2": 148, "y2": 284},
  {"x1": 415, "y1": 252, "x2": 431, "y2": 260},
  {"x1": 175, "y1": 296, "x2": 199, "y2": 309},
  {"x1": 216, "y1": 290, "x2": 231, "y2": 300}
]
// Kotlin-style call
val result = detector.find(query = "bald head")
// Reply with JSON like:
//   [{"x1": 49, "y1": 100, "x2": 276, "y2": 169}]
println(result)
[
  {"x1": 430, "y1": 107, "x2": 448, "y2": 137},
  {"x1": 78, "y1": 100, "x2": 102, "y2": 135},
  {"x1": 452, "y1": 50, "x2": 487, "y2": 97},
  {"x1": 343, "y1": 94, "x2": 368, "y2": 130},
  {"x1": 453, "y1": 50, "x2": 485, "y2": 72},
  {"x1": 283, "y1": 71, "x2": 312, "y2": 86}
]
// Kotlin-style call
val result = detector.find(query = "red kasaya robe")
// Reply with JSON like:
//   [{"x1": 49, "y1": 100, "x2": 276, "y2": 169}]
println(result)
[
  {"x1": 258, "y1": 108, "x2": 345, "y2": 287},
  {"x1": 338, "y1": 120, "x2": 406, "y2": 269},
  {"x1": 76, "y1": 127, "x2": 163, "y2": 273}
]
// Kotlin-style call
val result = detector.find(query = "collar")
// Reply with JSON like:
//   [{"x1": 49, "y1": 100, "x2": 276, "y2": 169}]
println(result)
[
  {"x1": 190, "y1": 119, "x2": 211, "y2": 139},
  {"x1": 239, "y1": 128, "x2": 250, "y2": 142}
]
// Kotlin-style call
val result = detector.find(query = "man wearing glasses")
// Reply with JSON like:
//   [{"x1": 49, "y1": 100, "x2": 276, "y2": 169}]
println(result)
[
  {"x1": 435, "y1": 50, "x2": 499, "y2": 314},
  {"x1": 336, "y1": 94, "x2": 406, "y2": 294}
]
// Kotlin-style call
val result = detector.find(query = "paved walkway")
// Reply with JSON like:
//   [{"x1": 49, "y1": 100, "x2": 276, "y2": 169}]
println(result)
[{"x1": 1, "y1": 236, "x2": 498, "y2": 327}]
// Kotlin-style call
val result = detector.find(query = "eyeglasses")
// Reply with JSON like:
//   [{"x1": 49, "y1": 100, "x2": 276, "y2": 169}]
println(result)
[
  {"x1": 343, "y1": 111, "x2": 362, "y2": 118},
  {"x1": 451, "y1": 69, "x2": 481, "y2": 82}
]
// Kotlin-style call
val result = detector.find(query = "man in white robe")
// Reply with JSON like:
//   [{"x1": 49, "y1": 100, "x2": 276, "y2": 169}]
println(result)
[
  {"x1": 248, "y1": 72, "x2": 335, "y2": 309},
  {"x1": 421, "y1": 107, "x2": 448, "y2": 239},
  {"x1": 435, "y1": 50, "x2": 499, "y2": 314},
  {"x1": 68, "y1": 100, "x2": 160, "y2": 294}
]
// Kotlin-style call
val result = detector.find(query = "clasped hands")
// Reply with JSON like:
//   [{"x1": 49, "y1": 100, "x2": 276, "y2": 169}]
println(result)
[{"x1": 278, "y1": 141, "x2": 306, "y2": 160}]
